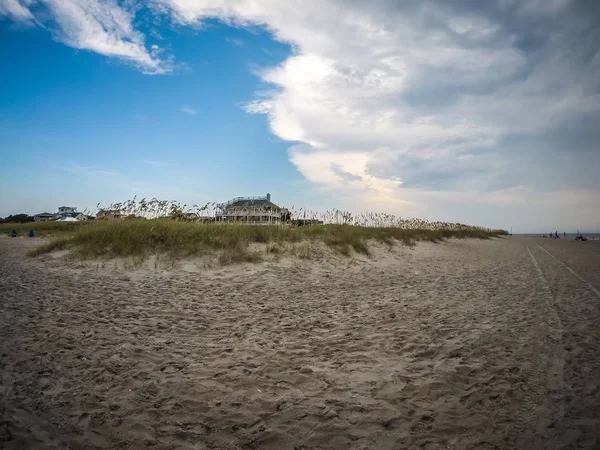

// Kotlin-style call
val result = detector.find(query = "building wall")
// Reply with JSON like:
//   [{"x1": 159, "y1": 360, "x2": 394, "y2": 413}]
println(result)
[
  {"x1": 217, "y1": 216, "x2": 282, "y2": 224},
  {"x1": 216, "y1": 208, "x2": 282, "y2": 224},
  {"x1": 34, "y1": 216, "x2": 55, "y2": 222}
]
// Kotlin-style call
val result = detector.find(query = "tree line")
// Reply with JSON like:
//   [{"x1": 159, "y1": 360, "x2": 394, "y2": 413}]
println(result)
[{"x1": 0, "y1": 214, "x2": 35, "y2": 224}]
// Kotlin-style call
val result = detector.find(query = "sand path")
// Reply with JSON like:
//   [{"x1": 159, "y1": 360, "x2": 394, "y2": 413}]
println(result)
[{"x1": 1, "y1": 237, "x2": 599, "y2": 449}]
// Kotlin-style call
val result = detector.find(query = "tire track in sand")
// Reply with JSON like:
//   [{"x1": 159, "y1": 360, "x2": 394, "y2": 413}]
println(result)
[
  {"x1": 519, "y1": 244, "x2": 565, "y2": 448},
  {"x1": 537, "y1": 245, "x2": 600, "y2": 299},
  {"x1": 507, "y1": 246, "x2": 547, "y2": 448}
]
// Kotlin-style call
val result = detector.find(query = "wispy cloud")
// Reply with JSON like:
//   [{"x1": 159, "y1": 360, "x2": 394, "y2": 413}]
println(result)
[
  {"x1": 1, "y1": 0, "x2": 173, "y2": 74},
  {"x1": 180, "y1": 106, "x2": 197, "y2": 115},
  {"x1": 0, "y1": 0, "x2": 35, "y2": 23},
  {"x1": 145, "y1": 160, "x2": 173, "y2": 167},
  {"x1": 59, "y1": 161, "x2": 119, "y2": 179},
  {"x1": 225, "y1": 36, "x2": 244, "y2": 46}
]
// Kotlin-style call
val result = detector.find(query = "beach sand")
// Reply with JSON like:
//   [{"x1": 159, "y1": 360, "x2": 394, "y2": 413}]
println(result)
[{"x1": 1, "y1": 236, "x2": 599, "y2": 449}]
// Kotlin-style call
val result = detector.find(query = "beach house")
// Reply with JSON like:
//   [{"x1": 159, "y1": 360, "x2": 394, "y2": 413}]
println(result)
[
  {"x1": 96, "y1": 209, "x2": 123, "y2": 220},
  {"x1": 34, "y1": 206, "x2": 90, "y2": 222},
  {"x1": 57, "y1": 206, "x2": 90, "y2": 221},
  {"x1": 216, "y1": 193, "x2": 286, "y2": 224},
  {"x1": 34, "y1": 212, "x2": 57, "y2": 222},
  {"x1": 58, "y1": 206, "x2": 76, "y2": 215}
]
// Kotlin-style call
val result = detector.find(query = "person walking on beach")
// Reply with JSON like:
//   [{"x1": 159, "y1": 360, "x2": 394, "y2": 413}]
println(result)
[{"x1": 564, "y1": 232, "x2": 566, "y2": 239}]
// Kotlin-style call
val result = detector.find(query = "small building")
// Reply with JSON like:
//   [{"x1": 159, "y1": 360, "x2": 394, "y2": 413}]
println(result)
[
  {"x1": 34, "y1": 206, "x2": 90, "y2": 222},
  {"x1": 34, "y1": 212, "x2": 57, "y2": 222},
  {"x1": 58, "y1": 206, "x2": 77, "y2": 214},
  {"x1": 96, "y1": 209, "x2": 123, "y2": 220},
  {"x1": 216, "y1": 193, "x2": 284, "y2": 224}
]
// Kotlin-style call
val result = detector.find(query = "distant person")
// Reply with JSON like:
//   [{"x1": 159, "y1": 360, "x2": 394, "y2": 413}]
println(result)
[
  {"x1": 555, "y1": 231, "x2": 559, "y2": 239},
  {"x1": 564, "y1": 232, "x2": 566, "y2": 239}
]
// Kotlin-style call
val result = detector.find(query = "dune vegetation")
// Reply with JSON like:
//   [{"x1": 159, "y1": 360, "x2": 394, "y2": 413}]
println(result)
[
  {"x1": 1, "y1": 198, "x2": 508, "y2": 264},
  {"x1": 14, "y1": 220, "x2": 507, "y2": 264},
  {"x1": 0, "y1": 221, "x2": 81, "y2": 237}
]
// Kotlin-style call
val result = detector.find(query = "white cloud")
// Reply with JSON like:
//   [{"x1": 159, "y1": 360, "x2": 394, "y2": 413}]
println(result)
[
  {"x1": 0, "y1": 0, "x2": 35, "y2": 22},
  {"x1": 225, "y1": 36, "x2": 244, "y2": 46},
  {"x1": 146, "y1": 160, "x2": 173, "y2": 167},
  {"x1": 1, "y1": 0, "x2": 172, "y2": 74},
  {"x1": 3, "y1": 0, "x2": 598, "y2": 228},
  {"x1": 180, "y1": 105, "x2": 197, "y2": 115},
  {"x1": 155, "y1": 0, "x2": 600, "y2": 227}
]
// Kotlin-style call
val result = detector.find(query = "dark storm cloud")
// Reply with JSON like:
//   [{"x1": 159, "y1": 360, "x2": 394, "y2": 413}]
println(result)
[{"x1": 361, "y1": 0, "x2": 600, "y2": 192}]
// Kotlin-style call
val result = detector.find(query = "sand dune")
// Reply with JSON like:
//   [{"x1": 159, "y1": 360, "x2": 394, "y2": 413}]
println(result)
[{"x1": 1, "y1": 236, "x2": 599, "y2": 449}]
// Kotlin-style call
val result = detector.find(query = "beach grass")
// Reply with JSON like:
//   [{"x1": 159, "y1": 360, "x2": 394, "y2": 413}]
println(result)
[
  {"x1": 0, "y1": 221, "x2": 82, "y2": 237},
  {"x1": 17, "y1": 219, "x2": 508, "y2": 262}
]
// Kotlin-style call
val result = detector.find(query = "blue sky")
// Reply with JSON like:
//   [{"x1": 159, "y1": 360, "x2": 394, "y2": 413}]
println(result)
[
  {"x1": 0, "y1": 14, "x2": 313, "y2": 212},
  {"x1": 1, "y1": 0, "x2": 599, "y2": 232}
]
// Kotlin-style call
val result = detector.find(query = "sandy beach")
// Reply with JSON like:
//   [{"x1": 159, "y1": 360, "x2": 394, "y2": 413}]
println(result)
[{"x1": 1, "y1": 236, "x2": 599, "y2": 450}]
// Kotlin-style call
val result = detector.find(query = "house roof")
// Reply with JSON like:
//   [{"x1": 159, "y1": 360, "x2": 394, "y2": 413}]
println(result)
[
  {"x1": 219, "y1": 195, "x2": 281, "y2": 210},
  {"x1": 35, "y1": 212, "x2": 56, "y2": 217},
  {"x1": 226, "y1": 198, "x2": 279, "y2": 208}
]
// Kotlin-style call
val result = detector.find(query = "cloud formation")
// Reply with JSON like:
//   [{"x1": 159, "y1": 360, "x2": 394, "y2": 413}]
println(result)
[
  {"x1": 0, "y1": 0, "x2": 34, "y2": 22},
  {"x1": 3, "y1": 0, "x2": 599, "y2": 228},
  {"x1": 225, "y1": 36, "x2": 244, "y2": 46},
  {"x1": 1, "y1": 0, "x2": 171, "y2": 73},
  {"x1": 155, "y1": 0, "x2": 600, "y2": 227},
  {"x1": 180, "y1": 105, "x2": 197, "y2": 115}
]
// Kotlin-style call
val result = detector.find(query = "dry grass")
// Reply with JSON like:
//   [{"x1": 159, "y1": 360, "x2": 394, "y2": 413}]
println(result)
[
  {"x1": 218, "y1": 245, "x2": 263, "y2": 265},
  {"x1": 290, "y1": 242, "x2": 314, "y2": 260},
  {"x1": 22, "y1": 219, "x2": 508, "y2": 263},
  {"x1": 0, "y1": 221, "x2": 81, "y2": 237}
]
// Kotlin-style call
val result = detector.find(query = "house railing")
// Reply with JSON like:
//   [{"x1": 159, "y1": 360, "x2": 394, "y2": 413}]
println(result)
[
  {"x1": 217, "y1": 196, "x2": 269, "y2": 209},
  {"x1": 216, "y1": 208, "x2": 281, "y2": 217}
]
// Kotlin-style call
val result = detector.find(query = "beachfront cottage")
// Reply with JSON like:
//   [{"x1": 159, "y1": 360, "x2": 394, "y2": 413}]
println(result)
[
  {"x1": 34, "y1": 212, "x2": 57, "y2": 222},
  {"x1": 57, "y1": 207, "x2": 89, "y2": 221},
  {"x1": 58, "y1": 206, "x2": 76, "y2": 215},
  {"x1": 34, "y1": 206, "x2": 90, "y2": 222},
  {"x1": 96, "y1": 209, "x2": 123, "y2": 220},
  {"x1": 216, "y1": 193, "x2": 287, "y2": 225}
]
